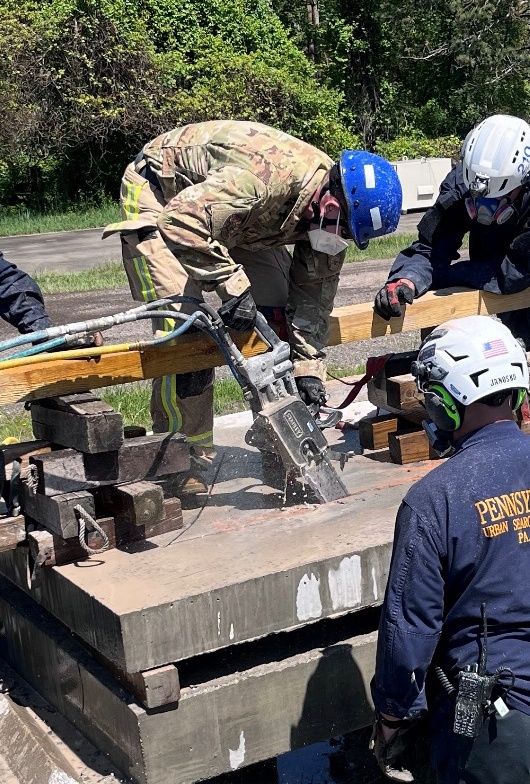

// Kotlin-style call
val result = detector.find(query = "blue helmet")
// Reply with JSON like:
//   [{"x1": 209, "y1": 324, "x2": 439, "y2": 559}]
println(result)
[{"x1": 338, "y1": 151, "x2": 402, "y2": 250}]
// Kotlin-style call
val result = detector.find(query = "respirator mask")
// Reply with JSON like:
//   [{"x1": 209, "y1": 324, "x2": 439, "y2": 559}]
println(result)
[{"x1": 307, "y1": 197, "x2": 351, "y2": 255}]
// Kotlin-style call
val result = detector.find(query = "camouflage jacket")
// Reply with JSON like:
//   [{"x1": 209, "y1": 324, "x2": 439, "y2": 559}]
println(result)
[{"x1": 115, "y1": 121, "x2": 346, "y2": 367}]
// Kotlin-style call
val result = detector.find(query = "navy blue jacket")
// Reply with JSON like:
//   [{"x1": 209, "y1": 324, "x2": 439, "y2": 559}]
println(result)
[
  {"x1": 372, "y1": 420, "x2": 530, "y2": 719},
  {"x1": 387, "y1": 162, "x2": 530, "y2": 297},
  {"x1": 0, "y1": 251, "x2": 52, "y2": 333}
]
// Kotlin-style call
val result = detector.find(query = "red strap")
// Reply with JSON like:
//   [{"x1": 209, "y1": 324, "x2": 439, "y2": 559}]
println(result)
[
  {"x1": 334, "y1": 353, "x2": 394, "y2": 409},
  {"x1": 521, "y1": 397, "x2": 530, "y2": 424}
]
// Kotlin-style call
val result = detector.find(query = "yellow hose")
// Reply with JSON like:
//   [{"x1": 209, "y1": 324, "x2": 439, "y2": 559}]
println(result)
[{"x1": 0, "y1": 342, "x2": 142, "y2": 370}]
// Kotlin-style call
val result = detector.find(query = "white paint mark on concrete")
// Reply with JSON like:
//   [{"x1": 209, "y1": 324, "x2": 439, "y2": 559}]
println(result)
[
  {"x1": 48, "y1": 770, "x2": 78, "y2": 784},
  {"x1": 371, "y1": 566, "x2": 378, "y2": 601},
  {"x1": 0, "y1": 696, "x2": 9, "y2": 717},
  {"x1": 328, "y1": 555, "x2": 362, "y2": 610},
  {"x1": 229, "y1": 623, "x2": 235, "y2": 640},
  {"x1": 217, "y1": 611, "x2": 221, "y2": 636},
  {"x1": 296, "y1": 573, "x2": 322, "y2": 621},
  {"x1": 229, "y1": 730, "x2": 246, "y2": 770}
]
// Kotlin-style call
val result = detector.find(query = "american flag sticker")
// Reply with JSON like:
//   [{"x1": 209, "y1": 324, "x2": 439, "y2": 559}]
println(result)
[{"x1": 483, "y1": 339, "x2": 508, "y2": 358}]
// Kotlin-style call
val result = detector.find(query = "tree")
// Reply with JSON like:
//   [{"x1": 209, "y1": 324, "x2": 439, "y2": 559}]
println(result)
[{"x1": 0, "y1": 0, "x2": 356, "y2": 208}]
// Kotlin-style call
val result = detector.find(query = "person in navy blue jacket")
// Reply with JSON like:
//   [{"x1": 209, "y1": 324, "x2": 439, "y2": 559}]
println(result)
[
  {"x1": 374, "y1": 115, "x2": 530, "y2": 348},
  {"x1": 370, "y1": 315, "x2": 530, "y2": 783},
  {"x1": 0, "y1": 250, "x2": 53, "y2": 333}
]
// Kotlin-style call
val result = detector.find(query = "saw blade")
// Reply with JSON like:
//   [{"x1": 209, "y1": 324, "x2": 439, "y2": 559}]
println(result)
[{"x1": 300, "y1": 455, "x2": 348, "y2": 503}]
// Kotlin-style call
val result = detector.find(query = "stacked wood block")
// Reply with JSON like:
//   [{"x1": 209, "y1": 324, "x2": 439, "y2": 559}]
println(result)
[
  {"x1": 0, "y1": 391, "x2": 192, "y2": 568},
  {"x1": 360, "y1": 350, "x2": 530, "y2": 464},
  {"x1": 358, "y1": 351, "x2": 438, "y2": 464}
]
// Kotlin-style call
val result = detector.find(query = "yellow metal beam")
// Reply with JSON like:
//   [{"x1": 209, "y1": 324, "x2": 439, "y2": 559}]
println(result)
[{"x1": 1, "y1": 286, "x2": 529, "y2": 405}]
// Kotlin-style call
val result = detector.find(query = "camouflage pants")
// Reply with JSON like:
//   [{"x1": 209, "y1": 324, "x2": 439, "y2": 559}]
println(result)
[{"x1": 115, "y1": 162, "x2": 292, "y2": 465}]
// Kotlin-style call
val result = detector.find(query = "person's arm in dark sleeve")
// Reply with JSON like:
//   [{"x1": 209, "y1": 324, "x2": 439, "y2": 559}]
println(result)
[
  {"x1": 371, "y1": 500, "x2": 445, "y2": 719},
  {"x1": 497, "y1": 202, "x2": 530, "y2": 294},
  {"x1": 386, "y1": 165, "x2": 470, "y2": 297},
  {"x1": 0, "y1": 251, "x2": 53, "y2": 333}
]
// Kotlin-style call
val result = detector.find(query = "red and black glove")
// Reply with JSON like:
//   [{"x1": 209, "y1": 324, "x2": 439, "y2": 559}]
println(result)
[{"x1": 374, "y1": 279, "x2": 416, "y2": 320}]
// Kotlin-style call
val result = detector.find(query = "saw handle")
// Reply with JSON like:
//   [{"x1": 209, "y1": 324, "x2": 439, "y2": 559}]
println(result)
[{"x1": 253, "y1": 312, "x2": 285, "y2": 351}]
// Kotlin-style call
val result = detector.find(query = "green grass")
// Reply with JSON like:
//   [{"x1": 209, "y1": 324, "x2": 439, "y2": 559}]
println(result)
[
  {"x1": 34, "y1": 262, "x2": 128, "y2": 294},
  {"x1": 345, "y1": 230, "x2": 469, "y2": 262},
  {"x1": 0, "y1": 203, "x2": 120, "y2": 237},
  {"x1": 0, "y1": 409, "x2": 34, "y2": 443},
  {"x1": 346, "y1": 233, "x2": 417, "y2": 262}
]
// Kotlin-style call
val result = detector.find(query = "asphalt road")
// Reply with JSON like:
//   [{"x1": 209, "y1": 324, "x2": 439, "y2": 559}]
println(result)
[{"x1": 0, "y1": 212, "x2": 423, "y2": 275}]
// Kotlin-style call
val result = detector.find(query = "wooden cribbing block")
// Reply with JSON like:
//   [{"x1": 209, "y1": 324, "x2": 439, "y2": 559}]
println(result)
[
  {"x1": 27, "y1": 498, "x2": 183, "y2": 567},
  {"x1": 368, "y1": 373, "x2": 423, "y2": 412},
  {"x1": 30, "y1": 392, "x2": 124, "y2": 454},
  {"x1": 0, "y1": 516, "x2": 26, "y2": 553},
  {"x1": 388, "y1": 430, "x2": 440, "y2": 464},
  {"x1": 358, "y1": 414, "x2": 399, "y2": 450},
  {"x1": 0, "y1": 440, "x2": 51, "y2": 482},
  {"x1": 102, "y1": 481, "x2": 165, "y2": 528},
  {"x1": 373, "y1": 351, "x2": 418, "y2": 379},
  {"x1": 31, "y1": 433, "x2": 191, "y2": 496},
  {"x1": 21, "y1": 486, "x2": 95, "y2": 538},
  {"x1": 96, "y1": 654, "x2": 181, "y2": 709}
]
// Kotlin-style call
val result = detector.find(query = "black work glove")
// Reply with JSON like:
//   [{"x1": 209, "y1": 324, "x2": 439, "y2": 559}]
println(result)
[
  {"x1": 296, "y1": 376, "x2": 327, "y2": 407},
  {"x1": 218, "y1": 291, "x2": 257, "y2": 332},
  {"x1": 374, "y1": 279, "x2": 416, "y2": 320},
  {"x1": 369, "y1": 717, "x2": 415, "y2": 782}
]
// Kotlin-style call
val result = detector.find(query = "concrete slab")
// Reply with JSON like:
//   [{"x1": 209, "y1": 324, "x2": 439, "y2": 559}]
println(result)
[
  {"x1": 0, "y1": 691, "x2": 80, "y2": 784},
  {"x1": 0, "y1": 577, "x2": 377, "y2": 784},
  {"x1": 0, "y1": 387, "x2": 439, "y2": 672}
]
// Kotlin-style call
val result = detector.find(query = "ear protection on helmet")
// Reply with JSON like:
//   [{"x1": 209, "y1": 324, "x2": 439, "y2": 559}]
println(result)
[
  {"x1": 513, "y1": 388, "x2": 526, "y2": 411},
  {"x1": 423, "y1": 383, "x2": 462, "y2": 432}
]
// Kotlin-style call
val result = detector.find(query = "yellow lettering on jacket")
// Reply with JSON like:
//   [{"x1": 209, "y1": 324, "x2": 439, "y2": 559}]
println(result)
[{"x1": 482, "y1": 521, "x2": 509, "y2": 538}]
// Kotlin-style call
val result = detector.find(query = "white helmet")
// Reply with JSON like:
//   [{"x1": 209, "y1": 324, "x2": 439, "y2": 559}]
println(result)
[
  {"x1": 462, "y1": 114, "x2": 530, "y2": 198},
  {"x1": 412, "y1": 316, "x2": 529, "y2": 432}
]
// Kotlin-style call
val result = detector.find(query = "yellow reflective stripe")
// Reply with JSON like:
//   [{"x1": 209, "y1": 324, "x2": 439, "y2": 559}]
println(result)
[
  {"x1": 155, "y1": 318, "x2": 177, "y2": 336},
  {"x1": 123, "y1": 181, "x2": 144, "y2": 220},
  {"x1": 160, "y1": 375, "x2": 182, "y2": 432},
  {"x1": 132, "y1": 255, "x2": 157, "y2": 302},
  {"x1": 187, "y1": 431, "x2": 214, "y2": 447}
]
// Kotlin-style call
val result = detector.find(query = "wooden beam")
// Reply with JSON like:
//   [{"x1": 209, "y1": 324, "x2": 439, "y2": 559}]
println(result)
[
  {"x1": 1, "y1": 287, "x2": 530, "y2": 405},
  {"x1": 31, "y1": 433, "x2": 190, "y2": 496},
  {"x1": 21, "y1": 487, "x2": 96, "y2": 539},
  {"x1": 0, "y1": 516, "x2": 26, "y2": 553},
  {"x1": 388, "y1": 430, "x2": 440, "y2": 464},
  {"x1": 27, "y1": 499, "x2": 183, "y2": 568}
]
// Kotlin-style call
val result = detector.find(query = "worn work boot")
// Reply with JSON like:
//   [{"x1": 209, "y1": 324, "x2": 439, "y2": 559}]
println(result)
[{"x1": 172, "y1": 466, "x2": 209, "y2": 497}]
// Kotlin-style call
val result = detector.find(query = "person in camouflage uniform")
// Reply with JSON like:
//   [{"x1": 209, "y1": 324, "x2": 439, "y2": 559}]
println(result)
[{"x1": 104, "y1": 121, "x2": 401, "y2": 494}]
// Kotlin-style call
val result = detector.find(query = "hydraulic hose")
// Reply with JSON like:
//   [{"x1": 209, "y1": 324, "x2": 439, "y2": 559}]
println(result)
[
  {"x1": 0, "y1": 311, "x2": 208, "y2": 369},
  {"x1": 0, "y1": 305, "x2": 246, "y2": 386}
]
